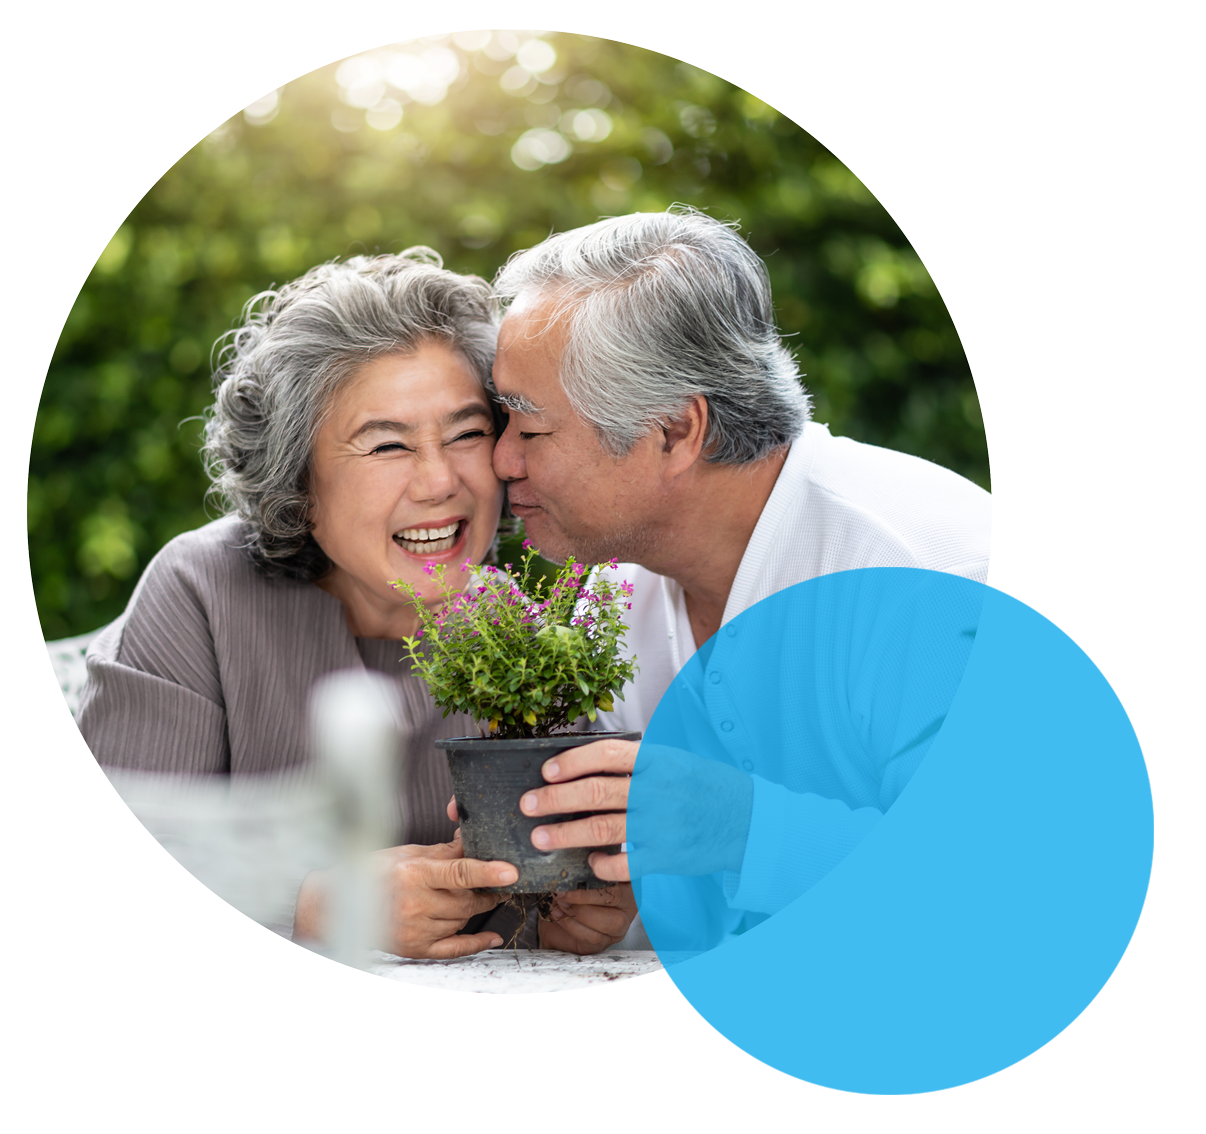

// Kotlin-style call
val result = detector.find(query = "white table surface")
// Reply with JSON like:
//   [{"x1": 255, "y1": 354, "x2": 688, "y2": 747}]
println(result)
[{"x1": 0, "y1": 844, "x2": 680, "y2": 998}]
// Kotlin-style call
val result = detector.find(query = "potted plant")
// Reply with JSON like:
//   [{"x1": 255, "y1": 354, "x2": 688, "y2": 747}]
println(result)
[{"x1": 393, "y1": 541, "x2": 639, "y2": 894}]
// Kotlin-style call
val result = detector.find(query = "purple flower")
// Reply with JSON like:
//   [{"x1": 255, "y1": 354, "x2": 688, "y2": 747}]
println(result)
[
  {"x1": 422, "y1": 561, "x2": 436, "y2": 577},
  {"x1": 571, "y1": 562, "x2": 586, "y2": 577},
  {"x1": 522, "y1": 538, "x2": 534, "y2": 551}
]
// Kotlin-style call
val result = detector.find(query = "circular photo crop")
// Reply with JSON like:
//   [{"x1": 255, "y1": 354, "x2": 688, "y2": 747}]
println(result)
[{"x1": 33, "y1": 29, "x2": 1008, "y2": 1017}]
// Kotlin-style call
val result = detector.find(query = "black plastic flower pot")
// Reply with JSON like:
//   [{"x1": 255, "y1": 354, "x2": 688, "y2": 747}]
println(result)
[{"x1": 436, "y1": 732, "x2": 642, "y2": 894}]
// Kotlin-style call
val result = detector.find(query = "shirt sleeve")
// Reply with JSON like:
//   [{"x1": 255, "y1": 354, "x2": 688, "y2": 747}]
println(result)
[
  {"x1": 713, "y1": 570, "x2": 983, "y2": 918},
  {"x1": 721, "y1": 776, "x2": 883, "y2": 914}
]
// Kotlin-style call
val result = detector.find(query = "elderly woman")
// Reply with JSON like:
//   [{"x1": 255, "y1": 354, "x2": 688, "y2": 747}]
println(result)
[{"x1": 76, "y1": 248, "x2": 635, "y2": 958}]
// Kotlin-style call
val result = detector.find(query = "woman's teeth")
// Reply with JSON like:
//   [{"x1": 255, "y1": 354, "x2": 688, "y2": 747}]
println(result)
[{"x1": 394, "y1": 523, "x2": 460, "y2": 554}]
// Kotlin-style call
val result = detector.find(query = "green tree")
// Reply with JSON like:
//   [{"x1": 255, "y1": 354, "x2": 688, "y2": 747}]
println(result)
[{"x1": 29, "y1": 30, "x2": 988, "y2": 639}]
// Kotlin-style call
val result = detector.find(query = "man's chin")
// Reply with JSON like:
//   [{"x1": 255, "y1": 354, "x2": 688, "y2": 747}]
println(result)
[
  {"x1": 515, "y1": 515, "x2": 574, "y2": 564},
  {"x1": 512, "y1": 505, "x2": 653, "y2": 566}
]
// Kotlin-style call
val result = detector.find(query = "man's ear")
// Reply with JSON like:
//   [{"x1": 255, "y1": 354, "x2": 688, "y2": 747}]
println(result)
[{"x1": 661, "y1": 395, "x2": 708, "y2": 479}]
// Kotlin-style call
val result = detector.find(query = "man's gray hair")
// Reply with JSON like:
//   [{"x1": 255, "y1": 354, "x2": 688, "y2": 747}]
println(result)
[
  {"x1": 202, "y1": 248, "x2": 499, "y2": 580},
  {"x1": 493, "y1": 207, "x2": 811, "y2": 463}
]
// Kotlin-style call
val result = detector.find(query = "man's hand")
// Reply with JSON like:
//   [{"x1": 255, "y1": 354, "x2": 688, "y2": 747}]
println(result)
[
  {"x1": 518, "y1": 738, "x2": 637, "y2": 881},
  {"x1": 537, "y1": 884, "x2": 637, "y2": 955},
  {"x1": 515, "y1": 739, "x2": 755, "y2": 882},
  {"x1": 294, "y1": 834, "x2": 518, "y2": 959}
]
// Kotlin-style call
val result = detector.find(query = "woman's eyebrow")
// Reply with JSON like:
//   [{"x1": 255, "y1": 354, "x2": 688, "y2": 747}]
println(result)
[
  {"x1": 444, "y1": 404, "x2": 494, "y2": 427},
  {"x1": 350, "y1": 404, "x2": 492, "y2": 439},
  {"x1": 351, "y1": 419, "x2": 412, "y2": 439}
]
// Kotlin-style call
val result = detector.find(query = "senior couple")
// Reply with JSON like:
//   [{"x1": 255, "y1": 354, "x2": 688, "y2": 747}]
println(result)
[{"x1": 78, "y1": 207, "x2": 990, "y2": 958}]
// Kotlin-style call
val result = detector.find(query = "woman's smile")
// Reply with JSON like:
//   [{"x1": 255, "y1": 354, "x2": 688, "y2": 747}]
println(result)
[{"x1": 392, "y1": 517, "x2": 467, "y2": 558}]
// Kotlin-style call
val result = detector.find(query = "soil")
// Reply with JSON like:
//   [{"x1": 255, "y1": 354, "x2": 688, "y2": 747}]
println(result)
[{"x1": 499, "y1": 891, "x2": 558, "y2": 953}]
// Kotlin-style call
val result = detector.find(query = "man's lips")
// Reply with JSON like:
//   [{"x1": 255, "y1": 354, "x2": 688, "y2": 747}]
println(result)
[{"x1": 505, "y1": 489, "x2": 543, "y2": 513}]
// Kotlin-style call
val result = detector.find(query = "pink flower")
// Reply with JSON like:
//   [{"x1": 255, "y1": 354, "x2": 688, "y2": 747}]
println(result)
[
  {"x1": 620, "y1": 581, "x2": 634, "y2": 597},
  {"x1": 522, "y1": 538, "x2": 534, "y2": 551},
  {"x1": 571, "y1": 562, "x2": 586, "y2": 576},
  {"x1": 422, "y1": 562, "x2": 436, "y2": 577}
]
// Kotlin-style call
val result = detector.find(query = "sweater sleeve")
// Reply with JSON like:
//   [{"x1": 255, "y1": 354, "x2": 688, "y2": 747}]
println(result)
[{"x1": 76, "y1": 537, "x2": 231, "y2": 774}]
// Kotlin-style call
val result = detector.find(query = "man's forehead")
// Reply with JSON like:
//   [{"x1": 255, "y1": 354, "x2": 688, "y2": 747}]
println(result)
[
  {"x1": 495, "y1": 302, "x2": 573, "y2": 417},
  {"x1": 497, "y1": 302, "x2": 569, "y2": 372}
]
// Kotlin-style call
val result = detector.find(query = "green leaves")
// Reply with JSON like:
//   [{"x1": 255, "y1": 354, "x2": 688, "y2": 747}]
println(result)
[
  {"x1": 394, "y1": 549, "x2": 638, "y2": 739},
  {"x1": 33, "y1": 30, "x2": 988, "y2": 640}
]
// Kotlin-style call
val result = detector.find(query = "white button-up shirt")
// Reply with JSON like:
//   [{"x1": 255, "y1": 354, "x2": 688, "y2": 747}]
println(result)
[{"x1": 598, "y1": 424, "x2": 1003, "y2": 945}]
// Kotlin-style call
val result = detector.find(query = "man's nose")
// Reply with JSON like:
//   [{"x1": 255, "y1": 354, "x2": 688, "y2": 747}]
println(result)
[{"x1": 492, "y1": 417, "x2": 525, "y2": 482}]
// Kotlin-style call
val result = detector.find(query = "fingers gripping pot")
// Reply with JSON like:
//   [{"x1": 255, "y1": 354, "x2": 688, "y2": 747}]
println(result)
[{"x1": 437, "y1": 732, "x2": 641, "y2": 894}]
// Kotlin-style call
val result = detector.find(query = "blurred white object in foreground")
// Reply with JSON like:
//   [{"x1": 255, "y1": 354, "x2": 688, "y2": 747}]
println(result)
[{"x1": 310, "y1": 670, "x2": 401, "y2": 968}]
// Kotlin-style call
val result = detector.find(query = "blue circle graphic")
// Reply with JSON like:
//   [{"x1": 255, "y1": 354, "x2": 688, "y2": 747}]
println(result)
[{"x1": 627, "y1": 569, "x2": 1152, "y2": 1093}]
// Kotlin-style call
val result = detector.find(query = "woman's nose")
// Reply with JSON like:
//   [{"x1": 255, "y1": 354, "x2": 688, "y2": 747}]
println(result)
[{"x1": 410, "y1": 449, "x2": 459, "y2": 502}]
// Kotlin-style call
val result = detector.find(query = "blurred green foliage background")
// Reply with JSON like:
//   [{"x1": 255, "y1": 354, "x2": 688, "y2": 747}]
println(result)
[{"x1": 30, "y1": 30, "x2": 988, "y2": 641}]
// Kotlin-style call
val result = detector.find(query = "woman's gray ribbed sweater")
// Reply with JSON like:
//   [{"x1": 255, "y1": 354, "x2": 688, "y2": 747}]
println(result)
[{"x1": 77, "y1": 514, "x2": 475, "y2": 850}]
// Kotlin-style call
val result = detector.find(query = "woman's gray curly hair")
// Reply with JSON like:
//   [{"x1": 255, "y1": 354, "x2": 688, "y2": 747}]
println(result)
[{"x1": 202, "y1": 248, "x2": 500, "y2": 581}]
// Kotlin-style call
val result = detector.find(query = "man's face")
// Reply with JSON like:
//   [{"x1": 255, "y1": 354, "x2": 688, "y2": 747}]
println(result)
[{"x1": 492, "y1": 299, "x2": 667, "y2": 565}]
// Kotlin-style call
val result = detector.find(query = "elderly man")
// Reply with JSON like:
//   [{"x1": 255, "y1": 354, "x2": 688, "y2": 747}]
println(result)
[{"x1": 488, "y1": 208, "x2": 990, "y2": 946}]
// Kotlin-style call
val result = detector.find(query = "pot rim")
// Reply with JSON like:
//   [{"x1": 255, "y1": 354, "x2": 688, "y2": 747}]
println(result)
[{"x1": 435, "y1": 730, "x2": 641, "y2": 752}]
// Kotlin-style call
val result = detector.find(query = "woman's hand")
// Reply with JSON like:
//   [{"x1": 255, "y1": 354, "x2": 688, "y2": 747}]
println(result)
[
  {"x1": 537, "y1": 884, "x2": 637, "y2": 955},
  {"x1": 445, "y1": 794, "x2": 637, "y2": 954},
  {"x1": 294, "y1": 832, "x2": 518, "y2": 959}
]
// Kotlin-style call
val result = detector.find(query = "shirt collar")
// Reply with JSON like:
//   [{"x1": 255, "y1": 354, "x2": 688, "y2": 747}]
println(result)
[{"x1": 721, "y1": 423, "x2": 823, "y2": 626}]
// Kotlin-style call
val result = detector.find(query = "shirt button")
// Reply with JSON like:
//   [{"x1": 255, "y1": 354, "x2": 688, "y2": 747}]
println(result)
[
  {"x1": 720, "y1": 720, "x2": 734, "y2": 732},
  {"x1": 724, "y1": 624, "x2": 737, "y2": 638},
  {"x1": 708, "y1": 671, "x2": 721, "y2": 684},
  {"x1": 742, "y1": 759, "x2": 754, "y2": 771}
]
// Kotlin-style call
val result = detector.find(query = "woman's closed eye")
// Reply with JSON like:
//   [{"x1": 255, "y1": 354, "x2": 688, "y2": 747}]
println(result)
[
  {"x1": 448, "y1": 428, "x2": 492, "y2": 444},
  {"x1": 369, "y1": 441, "x2": 413, "y2": 456}
]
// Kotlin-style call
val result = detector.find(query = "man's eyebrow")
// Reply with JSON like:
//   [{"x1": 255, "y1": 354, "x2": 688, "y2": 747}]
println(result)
[
  {"x1": 350, "y1": 404, "x2": 493, "y2": 439},
  {"x1": 496, "y1": 392, "x2": 545, "y2": 415}
]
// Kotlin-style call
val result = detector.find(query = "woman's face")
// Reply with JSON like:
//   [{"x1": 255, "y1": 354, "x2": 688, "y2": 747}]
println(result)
[{"x1": 308, "y1": 341, "x2": 504, "y2": 632}]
